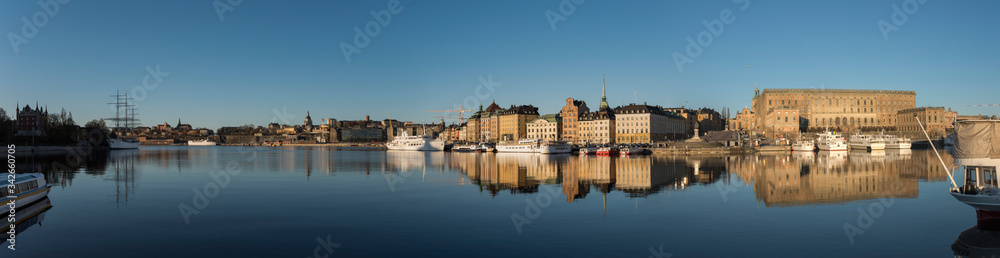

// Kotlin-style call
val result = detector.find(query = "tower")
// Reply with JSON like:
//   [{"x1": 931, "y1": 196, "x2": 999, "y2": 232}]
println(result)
[
  {"x1": 304, "y1": 111, "x2": 313, "y2": 126},
  {"x1": 599, "y1": 74, "x2": 609, "y2": 110}
]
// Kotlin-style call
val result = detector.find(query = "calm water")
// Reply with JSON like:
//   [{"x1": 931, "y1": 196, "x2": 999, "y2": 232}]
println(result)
[{"x1": 4, "y1": 146, "x2": 983, "y2": 257}]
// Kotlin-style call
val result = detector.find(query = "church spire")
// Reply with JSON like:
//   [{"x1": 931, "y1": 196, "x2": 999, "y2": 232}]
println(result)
[{"x1": 599, "y1": 73, "x2": 609, "y2": 109}]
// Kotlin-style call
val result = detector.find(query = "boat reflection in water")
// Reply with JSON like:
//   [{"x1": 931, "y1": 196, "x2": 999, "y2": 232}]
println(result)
[
  {"x1": 952, "y1": 224, "x2": 1000, "y2": 257},
  {"x1": 1, "y1": 197, "x2": 52, "y2": 248}
]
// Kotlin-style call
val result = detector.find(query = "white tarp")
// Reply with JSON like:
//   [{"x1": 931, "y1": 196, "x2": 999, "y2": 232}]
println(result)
[{"x1": 954, "y1": 120, "x2": 1000, "y2": 159}]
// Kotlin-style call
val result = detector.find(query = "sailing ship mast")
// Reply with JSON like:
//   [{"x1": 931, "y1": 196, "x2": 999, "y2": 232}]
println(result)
[{"x1": 106, "y1": 89, "x2": 141, "y2": 137}]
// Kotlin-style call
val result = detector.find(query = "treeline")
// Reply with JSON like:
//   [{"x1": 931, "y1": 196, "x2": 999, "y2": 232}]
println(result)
[{"x1": 1, "y1": 107, "x2": 111, "y2": 146}]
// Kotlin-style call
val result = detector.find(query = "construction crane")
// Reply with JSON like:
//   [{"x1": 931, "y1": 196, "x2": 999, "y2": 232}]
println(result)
[{"x1": 427, "y1": 105, "x2": 473, "y2": 124}]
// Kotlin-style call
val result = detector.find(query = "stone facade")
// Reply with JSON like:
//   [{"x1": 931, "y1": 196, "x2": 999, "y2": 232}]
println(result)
[
  {"x1": 560, "y1": 98, "x2": 589, "y2": 143},
  {"x1": 751, "y1": 88, "x2": 916, "y2": 137},
  {"x1": 527, "y1": 114, "x2": 562, "y2": 141},
  {"x1": 498, "y1": 105, "x2": 539, "y2": 141},
  {"x1": 614, "y1": 104, "x2": 686, "y2": 143},
  {"x1": 897, "y1": 107, "x2": 947, "y2": 138},
  {"x1": 578, "y1": 107, "x2": 616, "y2": 144}
]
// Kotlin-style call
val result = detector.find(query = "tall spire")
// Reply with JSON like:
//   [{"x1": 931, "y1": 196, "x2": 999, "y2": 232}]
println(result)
[{"x1": 599, "y1": 73, "x2": 609, "y2": 109}]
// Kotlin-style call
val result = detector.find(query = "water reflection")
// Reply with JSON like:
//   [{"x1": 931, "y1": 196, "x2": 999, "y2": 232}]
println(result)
[
  {"x1": 952, "y1": 226, "x2": 1000, "y2": 257},
  {"x1": 1, "y1": 197, "x2": 52, "y2": 248},
  {"x1": 729, "y1": 150, "x2": 949, "y2": 207}
]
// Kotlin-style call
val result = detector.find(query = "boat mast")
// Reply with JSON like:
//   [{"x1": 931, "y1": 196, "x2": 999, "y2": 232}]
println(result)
[{"x1": 915, "y1": 115, "x2": 958, "y2": 189}]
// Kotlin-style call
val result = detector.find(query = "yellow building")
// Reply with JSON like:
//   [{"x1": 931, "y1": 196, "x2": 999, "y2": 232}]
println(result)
[
  {"x1": 897, "y1": 107, "x2": 948, "y2": 138},
  {"x1": 751, "y1": 88, "x2": 916, "y2": 136},
  {"x1": 498, "y1": 105, "x2": 539, "y2": 141},
  {"x1": 527, "y1": 114, "x2": 561, "y2": 141},
  {"x1": 614, "y1": 104, "x2": 686, "y2": 143}
]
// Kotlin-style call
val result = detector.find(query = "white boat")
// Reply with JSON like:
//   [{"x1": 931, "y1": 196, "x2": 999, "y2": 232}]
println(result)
[
  {"x1": 0, "y1": 173, "x2": 52, "y2": 214},
  {"x1": 187, "y1": 139, "x2": 217, "y2": 146},
  {"x1": 620, "y1": 145, "x2": 645, "y2": 155},
  {"x1": 791, "y1": 139, "x2": 816, "y2": 151},
  {"x1": 451, "y1": 144, "x2": 481, "y2": 152},
  {"x1": 385, "y1": 131, "x2": 444, "y2": 151},
  {"x1": 479, "y1": 142, "x2": 495, "y2": 152},
  {"x1": 106, "y1": 90, "x2": 141, "y2": 149},
  {"x1": 849, "y1": 134, "x2": 885, "y2": 150},
  {"x1": 538, "y1": 141, "x2": 572, "y2": 154},
  {"x1": 876, "y1": 134, "x2": 911, "y2": 149},
  {"x1": 496, "y1": 139, "x2": 541, "y2": 153},
  {"x1": 816, "y1": 131, "x2": 848, "y2": 151},
  {"x1": 578, "y1": 146, "x2": 597, "y2": 155},
  {"x1": 108, "y1": 138, "x2": 141, "y2": 149},
  {"x1": 950, "y1": 120, "x2": 1000, "y2": 214}
]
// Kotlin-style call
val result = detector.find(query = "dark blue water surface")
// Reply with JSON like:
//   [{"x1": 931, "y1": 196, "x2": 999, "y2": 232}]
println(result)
[{"x1": 3, "y1": 146, "x2": 983, "y2": 257}]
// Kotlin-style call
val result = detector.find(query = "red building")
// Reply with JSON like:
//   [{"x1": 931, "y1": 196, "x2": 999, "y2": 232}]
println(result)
[{"x1": 16, "y1": 104, "x2": 48, "y2": 136}]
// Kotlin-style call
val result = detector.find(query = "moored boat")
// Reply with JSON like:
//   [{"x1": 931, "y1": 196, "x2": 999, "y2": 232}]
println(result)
[
  {"x1": 791, "y1": 139, "x2": 816, "y2": 151},
  {"x1": 876, "y1": 134, "x2": 911, "y2": 149},
  {"x1": 538, "y1": 141, "x2": 572, "y2": 154},
  {"x1": 816, "y1": 131, "x2": 848, "y2": 151},
  {"x1": 0, "y1": 173, "x2": 52, "y2": 214},
  {"x1": 187, "y1": 139, "x2": 217, "y2": 146},
  {"x1": 849, "y1": 133, "x2": 885, "y2": 150},
  {"x1": 596, "y1": 146, "x2": 619, "y2": 156},
  {"x1": 385, "y1": 131, "x2": 445, "y2": 151},
  {"x1": 948, "y1": 120, "x2": 1000, "y2": 226},
  {"x1": 496, "y1": 139, "x2": 540, "y2": 153}
]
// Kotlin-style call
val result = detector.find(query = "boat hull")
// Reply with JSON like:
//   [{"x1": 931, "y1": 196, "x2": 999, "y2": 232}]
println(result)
[
  {"x1": 850, "y1": 142, "x2": 885, "y2": 150},
  {"x1": 0, "y1": 185, "x2": 52, "y2": 214},
  {"x1": 951, "y1": 192, "x2": 1000, "y2": 212},
  {"x1": 792, "y1": 145, "x2": 815, "y2": 151},
  {"x1": 539, "y1": 145, "x2": 572, "y2": 154},
  {"x1": 885, "y1": 142, "x2": 911, "y2": 149},
  {"x1": 108, "y1": 138, "x2": 140, "y2": 149},
  {"x1": 496, "y1": 145, "x2": 537, "y2": 153},
  {"x1": 187, "y1": 141, "x2": 217, "y2": 146},
  {"x1": 386, "y1": 143, "x2": 443, "y2": 151}
]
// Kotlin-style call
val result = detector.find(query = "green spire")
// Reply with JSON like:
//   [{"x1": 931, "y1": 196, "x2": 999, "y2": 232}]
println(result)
[{"x1": 599, "y1": 73, "x2": 609, "y2": 109}]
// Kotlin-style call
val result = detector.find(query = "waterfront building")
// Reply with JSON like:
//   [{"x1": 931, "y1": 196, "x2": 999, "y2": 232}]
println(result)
[
  {"x1": 943, "y1": 108, "x2": 958, "y2": 130},
  {"x1": 560, "y1": 98, "x2": 589, "y2": 143},
  {"x1": 750, "y1": 88, "x2": 916, "y2": 137},
  {"x1": 896, "y1": 107, "x2": 948, "y2": 138},
  {"x1": 465, "y1": 105, "x2": 483, "y2": 142},
  {"x1": 578, "y1": 80, "x2": 616, "y2": 144},
  {"x1": 14, "y1": 104, "x2": 47, "y2": 136},
  {"x1": 527, "y1": 114, "x2": 562, "y2": 141},
  {"x1": 341, "y1": 127, "x2": 385, "y2": 142},
  {"x1": 479, "y1": 101, "x2": 503, "y2": 142},
  {"x1": 614, "y1": 103, "x2": 686, "y2": 143},
  {"x1": 765, "y1": 106, "x2": 799, "y2": 137},
  {"x1": 498, "y1": 105, "x2": 539, "y2": 141},
  {"x1": 730, "y1": 107, "x2": 755, "y2": 131},
  {"x1": 155, "y1": 122, "x2": 173, "y2": 132}
]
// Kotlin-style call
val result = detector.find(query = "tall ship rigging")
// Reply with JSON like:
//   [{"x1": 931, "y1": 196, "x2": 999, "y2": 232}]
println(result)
[{"x1": 106, "y1": 90, "x2": 141, "y2": 149}]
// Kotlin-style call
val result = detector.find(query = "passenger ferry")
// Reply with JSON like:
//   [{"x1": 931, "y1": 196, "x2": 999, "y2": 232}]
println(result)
[
  {"x1": 816, "y1": 131, "x2": 848, "y2": 151},
  {"x1": 849, "y1": 134, "x2": 885, "y2": 150},
  {"x1": 496, "y1": 139, "x2": 540, "y2": 153},
  {"x1": 538, "y1": 141, "x2": 572, "y2": 154},
  {"x1": 385, "y1": 131, "x2": 445, "y2": 151},
  {"x1": 0, "y1": 173, "x2": 52, "y2": 214}
]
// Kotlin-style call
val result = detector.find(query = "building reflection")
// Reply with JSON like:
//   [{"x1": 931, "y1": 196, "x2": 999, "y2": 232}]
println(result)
[{"x1": 729, "y1": 149, "x2": 949, "y2": 207}]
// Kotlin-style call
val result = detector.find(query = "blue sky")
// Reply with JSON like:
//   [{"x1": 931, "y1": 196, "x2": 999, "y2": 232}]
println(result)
[{"x1": 2, "y1": 0, "x2": 998, "y2": 130}]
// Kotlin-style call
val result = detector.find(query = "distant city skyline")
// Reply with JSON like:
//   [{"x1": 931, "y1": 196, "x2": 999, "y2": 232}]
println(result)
[{"x1": 3, "y1": 1, "x2": 999, "y2": 130}]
